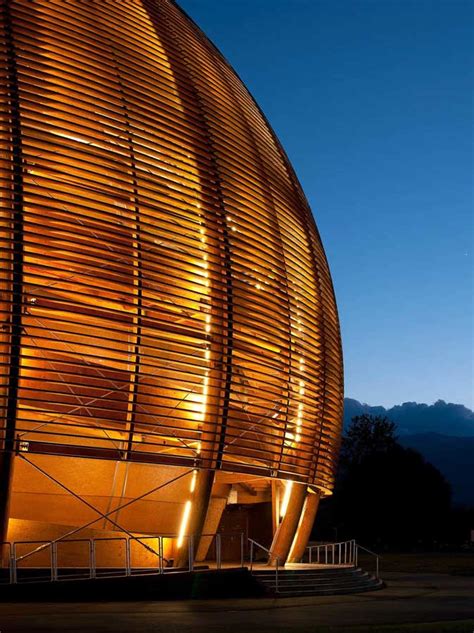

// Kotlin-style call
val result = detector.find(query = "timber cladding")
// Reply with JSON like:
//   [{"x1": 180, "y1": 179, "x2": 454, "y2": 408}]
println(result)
[{"x1": 0, "y1": 0, "x2": 343, "y2": 494}]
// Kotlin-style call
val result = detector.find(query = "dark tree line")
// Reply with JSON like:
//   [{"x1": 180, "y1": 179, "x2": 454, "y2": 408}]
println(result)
[{"x1": 313, "y1": 414, "x2": 467, "y2": 550}]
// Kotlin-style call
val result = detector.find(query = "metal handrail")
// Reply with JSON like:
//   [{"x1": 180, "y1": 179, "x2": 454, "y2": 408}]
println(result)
[
  {"x1": 6, "y1": 531, "x2": 247, "y2": 584},
  {"x1": 306, "y1": 539, "x2": 356, "y2": 565},
  {"x1": 355, "y1": 543, "x2": 381, "y2": 579},
  {"x1": 3, "y1": 536, "x2": 381, "y2": 585},
  {"x1": 305, "y1": 540, "x2": 380, "y2": 579},
  {"x1": 248, "y1": 538, "x2": 281, "y2": 593},
  {"x1": 15, "y1": 533, "x2": 166, "y2": 565},
  {"x1": 11, "y1": 535, "x2": 167, "y2": 582}
]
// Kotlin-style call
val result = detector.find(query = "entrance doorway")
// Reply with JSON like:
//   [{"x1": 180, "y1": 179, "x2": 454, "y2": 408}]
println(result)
[{"x1": 216, "y1": 502, "x2": 272, "y2": 562}]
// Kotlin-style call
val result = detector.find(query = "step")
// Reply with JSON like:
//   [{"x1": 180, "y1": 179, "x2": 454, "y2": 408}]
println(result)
[
  {"x1": 251, "y1": 566, "x2": 384, "y2": 597},
  {"x1": 258, "y1": 576, "x2": 373, "y2": 589},
  {"x1": 273, "y1": 580, "x2": 384, "y2": 597},
  {"x1": 252, "y1": 572, "x2": 360, "y2": 582},
  {"x1": 261, "y1": 575, "x2": 378, "y2": 588},
  {"x1": 257, "y1": 574, "x2": 370, "y2": 587},
  {"x1": 252, "y1": 567, "x2": 360, "y2": 576},
  {"x1": 253, "y1": 571, "x2": 362, "y2": 581}
]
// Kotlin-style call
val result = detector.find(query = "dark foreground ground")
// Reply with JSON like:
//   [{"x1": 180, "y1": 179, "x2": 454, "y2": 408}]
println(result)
[{"x1": 0, "y1": 572, "x2": 473, "y2": 633}]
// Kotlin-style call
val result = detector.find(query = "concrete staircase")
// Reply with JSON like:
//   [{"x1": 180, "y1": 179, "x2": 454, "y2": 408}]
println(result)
[{"x1": 252, "y1": 566, "x2": 384, "y2": 597}]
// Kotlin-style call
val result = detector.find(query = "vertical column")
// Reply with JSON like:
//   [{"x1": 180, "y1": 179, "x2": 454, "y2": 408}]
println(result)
[
  {"x1": 195, "y1": 490, "x2": 230, "y2": 562},
  {"x1": 173, "y1": 469, "x2": 214, "y2": 569},
  {"x1": 288, "y1": 490, "x2": 321, "y2": 563},
  {"x1": 268, "y1": 481, "x2": 306, "y2": 566}
]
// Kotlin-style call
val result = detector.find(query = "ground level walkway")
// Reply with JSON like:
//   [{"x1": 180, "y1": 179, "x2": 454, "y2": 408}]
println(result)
[{"x1": 0, "y1": 572, "x2": 473, "y2": 632}]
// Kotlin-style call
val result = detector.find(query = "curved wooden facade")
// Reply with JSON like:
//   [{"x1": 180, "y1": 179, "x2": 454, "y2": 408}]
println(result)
[{"x1": 0, "y1": 0, "x2": 343, "y2": 543}]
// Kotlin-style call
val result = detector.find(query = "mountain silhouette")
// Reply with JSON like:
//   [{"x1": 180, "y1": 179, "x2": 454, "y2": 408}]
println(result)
[
  {"x1": 344, "y1": 398, "x2": 474, "y2": 436},
  {"x1": 344, "y1": 399, "x2": 474, "y2": 505}
]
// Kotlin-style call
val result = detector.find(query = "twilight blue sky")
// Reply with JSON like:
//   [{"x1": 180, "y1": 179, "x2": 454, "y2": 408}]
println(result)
[{"x1": 179, "y1": 0, "x2": 473, "y2": 409}]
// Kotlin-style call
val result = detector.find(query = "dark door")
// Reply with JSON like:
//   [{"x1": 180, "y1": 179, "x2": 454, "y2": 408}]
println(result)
[{"x1": 217, "y1": 502, "x2": 272, "y2": 562}]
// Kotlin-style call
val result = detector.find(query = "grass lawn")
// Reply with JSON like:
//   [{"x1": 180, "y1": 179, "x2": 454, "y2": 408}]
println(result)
[
  {"x1": 357, "y1": 551, "x2": 474, "y2": 575},
  {"x1": 317, "y1": 621, "x2": 474, "y2": 632}
]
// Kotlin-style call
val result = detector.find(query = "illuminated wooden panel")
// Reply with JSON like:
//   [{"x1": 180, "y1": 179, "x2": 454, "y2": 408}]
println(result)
[{"x1": 0, "y1": 0, "x2": 343, "y2": 495}]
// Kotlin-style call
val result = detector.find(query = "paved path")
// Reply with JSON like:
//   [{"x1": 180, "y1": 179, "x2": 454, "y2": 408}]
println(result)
[{"x1": 0, "y1": 572, "x2": 473, "y2": 632}]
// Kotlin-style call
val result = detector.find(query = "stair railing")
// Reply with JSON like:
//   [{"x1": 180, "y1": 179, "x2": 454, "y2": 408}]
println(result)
[
  {"x1": 355, "y1": 543, "x2": 380, "y2": 579},
  {"x1": 306, "y1": 539, "x2": 356, "y2": 565},
  {"x1": 248, "y1": 538, "x2": 281, "y2": 593}
]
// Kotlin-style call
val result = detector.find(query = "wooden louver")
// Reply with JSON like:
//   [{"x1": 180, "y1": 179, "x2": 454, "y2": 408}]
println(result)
[{"x1": 0, "y1": 0, "x2": 343, "y2": 493}]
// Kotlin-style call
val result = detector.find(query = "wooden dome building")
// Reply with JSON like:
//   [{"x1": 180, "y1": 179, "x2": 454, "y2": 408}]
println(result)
[{"x1": 0, "y1": 0, "x2": 343, "y2": 567}]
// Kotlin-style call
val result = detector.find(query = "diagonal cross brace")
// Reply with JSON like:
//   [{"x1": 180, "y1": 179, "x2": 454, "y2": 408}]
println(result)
[{"x1": 16, "y1": 454, "x2": 193, "y2": 564}]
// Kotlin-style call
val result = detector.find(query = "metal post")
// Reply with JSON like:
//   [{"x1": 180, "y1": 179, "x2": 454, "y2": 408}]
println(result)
[
  {"x1": 51, "y1": 542, "x2": 58, "y2": 581},
  {"x1": 250, "y1": 540, "x2": 254, "y2": 571},
  {"x1": 89, "y1": 540, "x2": 96, "y2": 579},
  {"x1": 309, "y1": 546, "x2": 312, "y2": 564},
  {"x1": 159, "y1": 536, "x2": 163, "y2": 574},
  {"x1": 332, "y1": 543, "x2": 335, "y2": 564},
  {"x1": 325, "y1": 544, "x2": 328, "y2": 564},
  {"x1": 188, "y1": 535, "x2": 194, "y2": 572},
  {"x1": 376, "y1": 556, "x2": 379, "y2": 579},
  {"x1": 317, "y1": 545, "x2": 320, "y2": 564},
  {"x1": 49, "y1": 542, "x2": 54, "y2": 582},
  {"x1": 11, "y1": 542, "x2": 17, "y2": 584},
  {"x1": 217, "y1": 533, "x2": 221, "y2": 570},
  {"x1": 8, "y1": 552, "x2": 13, "y2": 584},
  {"x1": 240, "y1": 532, "x2": 244, "y2": 568},
  {"x1": 275, "y1": 557, "x2": 279, "y2": 593},
  {"x1": 125, "y1": 538, "x2": 131, "y2": 576}
]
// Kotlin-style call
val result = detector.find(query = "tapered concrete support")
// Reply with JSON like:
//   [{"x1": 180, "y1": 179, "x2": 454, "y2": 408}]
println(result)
[
  {"x1": 287, "y1": 490, "x2": 321, "y2": 563},
  {"x1": 173, "y1": 469, "x2": 214, "y2": 568},
  {"x1": 268, "y1": 481, "x2": 306, "y2": 566},
  {"x1": 195, "y1": 493, "x2": 229, "y2": 562}
]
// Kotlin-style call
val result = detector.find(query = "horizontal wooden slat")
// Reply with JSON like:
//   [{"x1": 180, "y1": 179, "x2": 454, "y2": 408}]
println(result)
[{"x1": 0, "y1": 0, "x2": 343, "y2": 493}]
